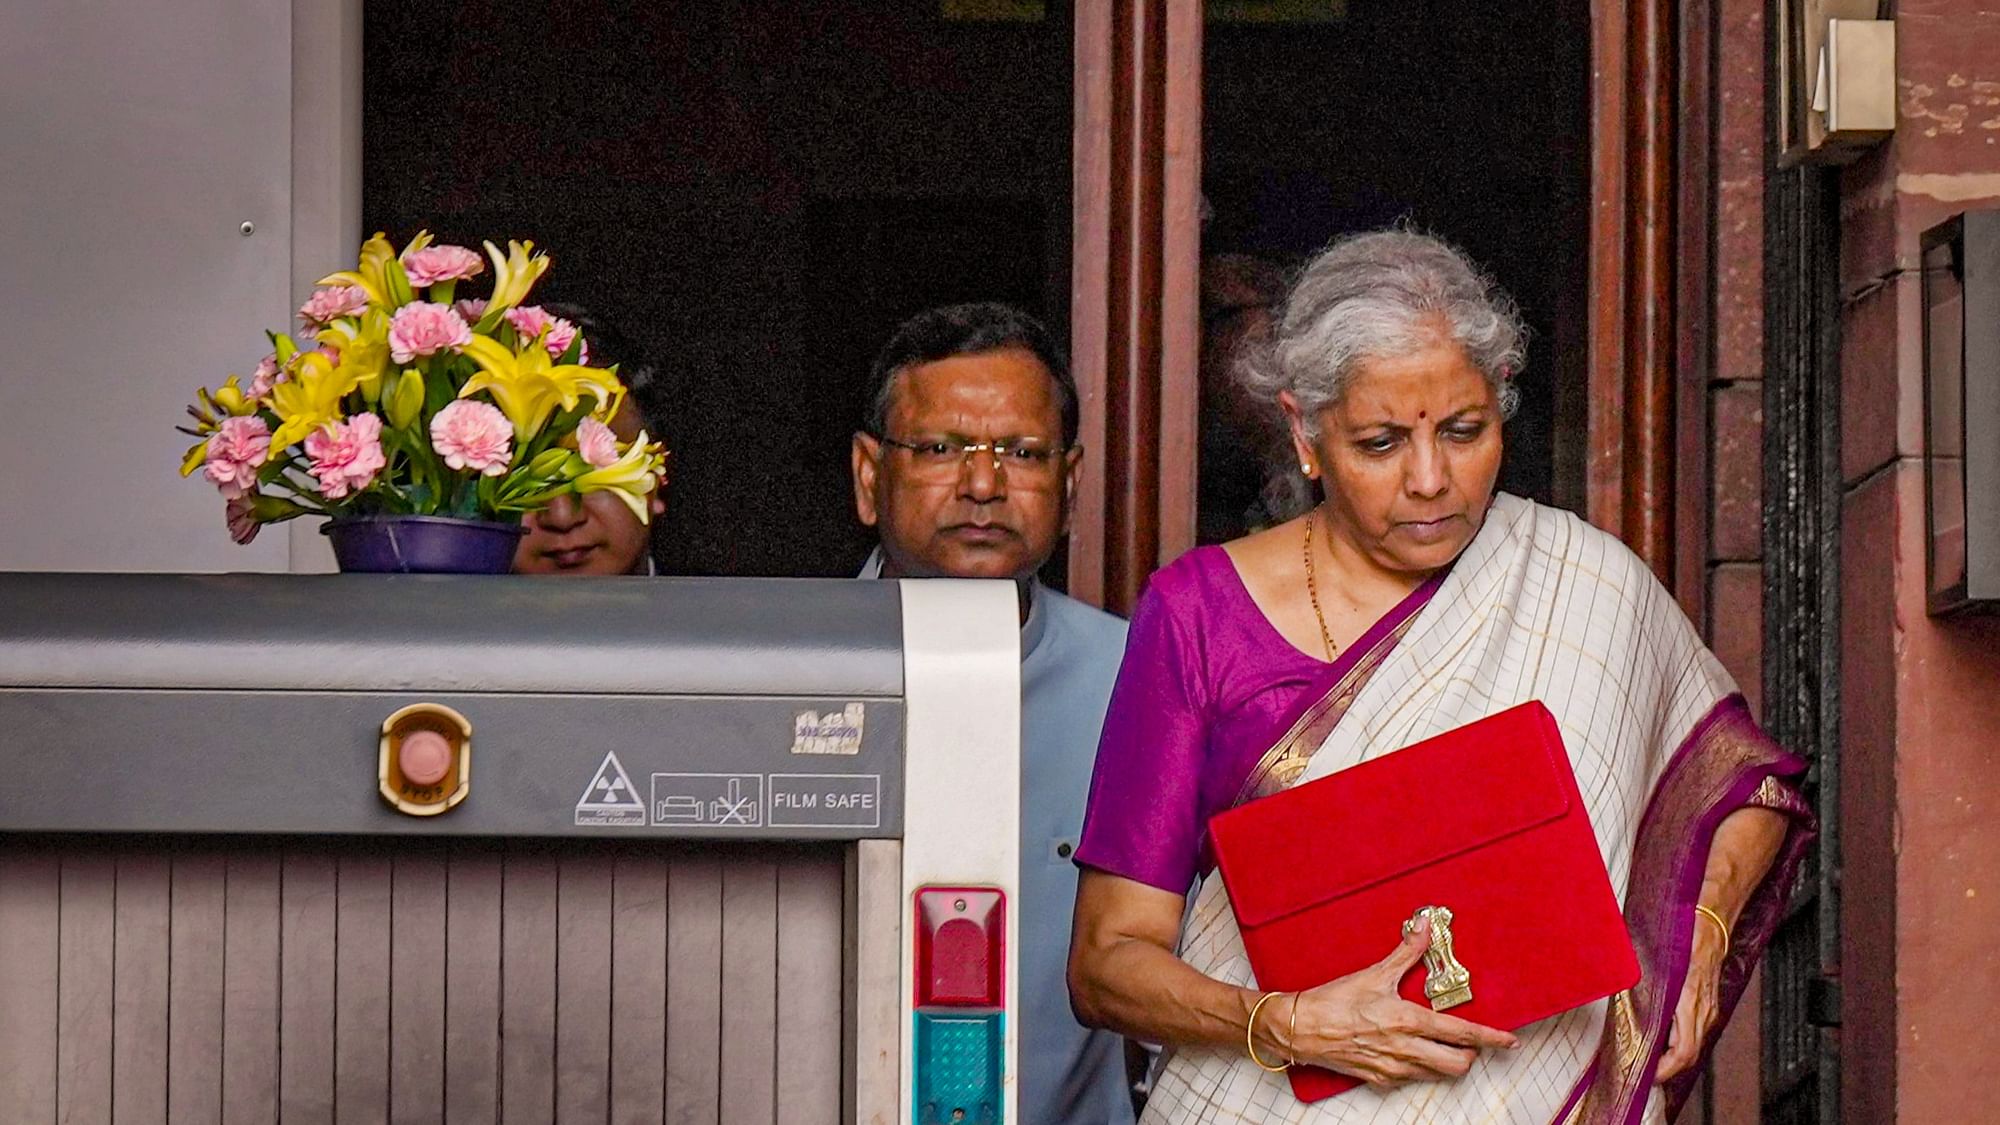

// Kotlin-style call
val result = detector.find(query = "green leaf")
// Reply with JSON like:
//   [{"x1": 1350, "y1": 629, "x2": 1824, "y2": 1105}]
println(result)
[
  {"x1": 384, "y1": 255, "x2": 416, "y2": 308},
  {"x1": 526, "y1": 447, "x2": 573, "y2": 477},
  {"x1": 249, "y1": 493, "x2": 315, "y2": 523},
  {"x1": 424, "y1": 362, "x2": 456, "y2": 414}
]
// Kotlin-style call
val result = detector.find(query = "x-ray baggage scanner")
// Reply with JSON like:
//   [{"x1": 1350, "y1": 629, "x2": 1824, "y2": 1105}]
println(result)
[{"x1": 0, "y1": 574, "x2": 1020, "y2": 1125}]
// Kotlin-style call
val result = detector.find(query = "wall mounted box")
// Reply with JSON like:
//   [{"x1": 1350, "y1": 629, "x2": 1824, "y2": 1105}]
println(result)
[
  {"x1": 1776, "y1": 2, "x2": 1895, "y2": 165},
  {"x1": 1921, "y1": 211, "x2": 2000, "y2": 615}
]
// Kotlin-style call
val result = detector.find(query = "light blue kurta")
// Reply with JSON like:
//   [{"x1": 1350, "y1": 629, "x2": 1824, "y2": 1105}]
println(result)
[{"x1": 861, "y1": 555, "x2": 1134, "y2": 1125}]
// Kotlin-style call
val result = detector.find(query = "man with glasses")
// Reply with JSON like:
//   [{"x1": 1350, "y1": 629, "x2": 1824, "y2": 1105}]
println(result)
[{"x1": 852, "y1": 303, "x2": 1137, "y2": 1125}]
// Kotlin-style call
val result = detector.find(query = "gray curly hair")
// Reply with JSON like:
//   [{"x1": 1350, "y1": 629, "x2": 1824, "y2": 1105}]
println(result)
[{"x1": 1241, "y1": 228, "x2": 1527, "y2": 518}]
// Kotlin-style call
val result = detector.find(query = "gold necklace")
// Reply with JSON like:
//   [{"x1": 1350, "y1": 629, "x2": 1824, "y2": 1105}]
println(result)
[{"x1": 1303, "y1": 508, "x2": 1338, "y2": 661}]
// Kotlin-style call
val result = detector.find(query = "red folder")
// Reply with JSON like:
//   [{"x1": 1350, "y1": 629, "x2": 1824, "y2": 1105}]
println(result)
[{"x1": 1208, "y1": 700, "x2": 1640, "y2": 1102}]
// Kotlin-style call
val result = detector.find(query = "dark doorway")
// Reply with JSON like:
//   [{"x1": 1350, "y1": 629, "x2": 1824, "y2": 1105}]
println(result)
[
  {"x1": 363, "y1": 0, "x2": 1071, "y2": 576},
  {"x1": 1758, "y1": 161, "x2": 1843, "y2": 1125},
  {"x1": 1196, "y1": 1, "x2": 1593, "y2": 542}
]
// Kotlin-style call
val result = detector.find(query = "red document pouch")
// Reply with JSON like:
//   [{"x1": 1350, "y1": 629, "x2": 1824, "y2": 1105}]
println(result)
[{"x1": 1208, "y1": 701, "x2": 1640, "y2": 1102}]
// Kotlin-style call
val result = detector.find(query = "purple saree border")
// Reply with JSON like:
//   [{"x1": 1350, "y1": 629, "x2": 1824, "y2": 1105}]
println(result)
[
  {"x1": 1640, "y1": 701, "x2": 1811, "y2": 1125},
  {"x1": 1555, "y1": 694, "x2": 1815, "y2": 1125},
  {"x1": 1340, "y1": 566, "x2": 1451, "y2": 677},
  {"x1": 1223, "y1": 563, "x2": 1453, "y2": 811}
]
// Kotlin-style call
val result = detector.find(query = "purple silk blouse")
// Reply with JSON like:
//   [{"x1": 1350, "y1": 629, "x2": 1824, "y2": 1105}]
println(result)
[
  {"x1": 1075, "y1": 546, "x2": 1435, "y2": 894},
  {"x1": 1073, "y1": 536, "x2": 1817, "y2": 1123}
]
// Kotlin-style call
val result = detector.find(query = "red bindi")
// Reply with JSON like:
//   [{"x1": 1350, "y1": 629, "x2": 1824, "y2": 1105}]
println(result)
[{"x1": 1418, "y1": 411, "x2": 1427, "y2": 419}]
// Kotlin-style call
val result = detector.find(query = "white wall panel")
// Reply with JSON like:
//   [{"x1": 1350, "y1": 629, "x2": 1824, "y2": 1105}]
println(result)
[{"x1": 0, "y1": 1, "x2": 356, "y2": 573}]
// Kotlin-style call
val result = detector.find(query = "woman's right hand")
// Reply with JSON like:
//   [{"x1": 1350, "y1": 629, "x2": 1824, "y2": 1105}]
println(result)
[{"x1": 1277, "y1": 920, "x2": 1520, "y2": 1091}]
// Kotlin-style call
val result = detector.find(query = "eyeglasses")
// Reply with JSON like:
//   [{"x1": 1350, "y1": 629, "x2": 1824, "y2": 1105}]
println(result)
[{"x1": 876, "y1": 435, "x2": 1069, "y2": 485}]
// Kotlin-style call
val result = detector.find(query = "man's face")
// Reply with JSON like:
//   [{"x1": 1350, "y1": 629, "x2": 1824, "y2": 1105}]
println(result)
[
  {"x1": 513, "y1": 490, "x2": 653, "y2": 575},
  {"x1": 514, "y1": 396, "x2": 662, "y2": 576},
  {"x1": 852, "y1": 347, "x2": 1079, "y2": 582}
]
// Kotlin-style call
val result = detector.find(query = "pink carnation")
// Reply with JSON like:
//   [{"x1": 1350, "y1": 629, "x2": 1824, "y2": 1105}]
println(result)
[
  {"x1": 298, "y1": 285, "x2": 370, "y2": 326},
  {"x1": 453, "y1": 298, "x2": 488, "y2": 323},
  {"x1": 388, "y1": 302, "x2": 473, "y2": 364},
  {"x1": 225, "y1": 492, "x2": 260, "y2": 545},
  {"x1": 576, "y1": 416, "x2": 621, "y2": 468},
  {"x1": 504, "y1": 305, "x2": 585, "y2": 360},
  {"x1": 401, "y1": 244, "x2": 485, "y2": 288},
  {"x1": 430, "y1": 399, "x2": 512, "y2": 476},
  {"x1": 246, "y1": 353, "x2": 281, "y2": 400},
  {"x1": 202, "y1": 415, "x2": 271, "y2": 499},
  {"x1": 304, "y1": 412, "x2": 386, "y2": 500}
]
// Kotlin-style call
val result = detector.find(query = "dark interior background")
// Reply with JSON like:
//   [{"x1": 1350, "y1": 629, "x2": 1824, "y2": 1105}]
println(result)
[
  {"x1": 1199, "y1": 0, "x2": 1592, "y2": 539},
  {"x1": 365, "y1": 0, "x2": 1589, "y2": 577},
  {"x1": 365, "y1": 0, "x2": 1071, "y2": 577}
]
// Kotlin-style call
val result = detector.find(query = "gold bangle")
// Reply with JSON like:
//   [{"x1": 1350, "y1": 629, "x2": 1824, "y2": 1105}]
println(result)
[
  {"x1": 1694, "y1": 904, "x2": 1732, "y2": 958},
  {"x1": 1287, "y1": 992, "x2": 1300, "y2": 1066},
  {"x1": 1246, "y1": 991, "x2": 1289, "y2": 1073}
]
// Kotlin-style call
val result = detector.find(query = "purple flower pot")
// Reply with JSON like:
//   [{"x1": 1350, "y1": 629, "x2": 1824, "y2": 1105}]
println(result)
[{"x1": 322, "y1": 515, "x2": 526, "y2": 574}]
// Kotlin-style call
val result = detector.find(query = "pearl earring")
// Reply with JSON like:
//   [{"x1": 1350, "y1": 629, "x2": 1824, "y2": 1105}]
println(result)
[{"x1": 1300, "y1": 462, "x2": 1314, "y2": 477}]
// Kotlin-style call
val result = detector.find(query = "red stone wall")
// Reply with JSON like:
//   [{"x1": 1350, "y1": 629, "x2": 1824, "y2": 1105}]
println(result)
[
  {"x1": 1703, "y1": 0, "x2": 1769, "y2": 1119},
  {"x1": 1838, "y1": 3, "x2": 2000, "y2": 1123},
  {"x1": 1704, "y1": 6, "x2": 2000, "y2": 1121}
]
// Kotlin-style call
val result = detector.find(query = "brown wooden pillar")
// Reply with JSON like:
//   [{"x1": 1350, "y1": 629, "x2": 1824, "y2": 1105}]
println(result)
[
  {"x1": 1588, "y1": 0, "x2": 1682, "y2": 581},
  {"x1": 1070, "y1": 0, "x2": 1203, "y2": 615}
]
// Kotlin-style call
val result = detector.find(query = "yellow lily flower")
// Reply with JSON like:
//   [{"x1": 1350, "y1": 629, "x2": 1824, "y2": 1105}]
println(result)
[
  {"x1": 573, "y1": 430, "x2": 667, "y2": 523},
  {"x1": 459, "y1": 335, "x2": 619, "y2": 440},
  {"x1": 207, "y1": 376, "x2": 259, "y2": 417},
  {"x1": 385, "y1": 368, "x2": 425, "y2": 429},
  {"x1": 268, "y1": 350, "x2": 363, "y2": 450},
  {"x1": 179, "y1": 438, "x2": 211, "y2": 477},
  {"x1": 591, "y1": 383, "x2": 628, "y2": 424},
  {"x1": 475, "y1": 240, "x2": 551, "y2": 328},
  {"x1": 320, "y1": 311, "x2": 392, "y2": 403},
  {"x1": 317, "y1": 231, "x2": 421, "y2": 309},
  {"x1": 318, "y1": 232, "x2": 396, "y2": 307}
]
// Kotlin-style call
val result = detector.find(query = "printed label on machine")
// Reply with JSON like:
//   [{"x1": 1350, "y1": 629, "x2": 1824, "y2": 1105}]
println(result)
[
  {"x1": 790, "y1": 702, "x2": 865, "y2": 755},
  {"x1": 768, "y1": 773, "x2": 882, "y2": 829},
  {"x1": 649, "y1": 773, "x2": 766, "y2": 828},
  {"x1": 574, "y1": 751, "x2": 648, "y2": 827}
]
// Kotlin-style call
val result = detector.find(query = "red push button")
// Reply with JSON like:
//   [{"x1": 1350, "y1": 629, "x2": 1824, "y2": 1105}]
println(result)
[
  {"x1": 378, "y1": 703, "x2": 472, "y2": 816},
  {"x1": 398, "y1": 730, "x2": 454, "y2": 787},
  {"x1": 915, "y1": 887, "x2": 1005, "y2": 1008}
]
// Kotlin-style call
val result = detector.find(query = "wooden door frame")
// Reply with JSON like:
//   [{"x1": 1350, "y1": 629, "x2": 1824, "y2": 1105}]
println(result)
[
  {"x1": 1591, "y1": 0, "x2": 1706, "y2": 594},
  {"x1": 1070, "y1": 0, "x2": 1690, "y2": 614},
  {"x1": 1069, "y1": 0, "x2": 1202, "y2": 615}
]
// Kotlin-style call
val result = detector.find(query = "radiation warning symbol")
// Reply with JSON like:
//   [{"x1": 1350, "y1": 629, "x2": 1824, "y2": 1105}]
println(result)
[{"x1": 574, "y1": 751, "x2": 646, "y2": 827}]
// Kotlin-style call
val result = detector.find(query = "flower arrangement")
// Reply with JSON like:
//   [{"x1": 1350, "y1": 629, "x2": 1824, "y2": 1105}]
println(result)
[{"x1": 179, "y1": 232, "x2": 665, "y2": 548}]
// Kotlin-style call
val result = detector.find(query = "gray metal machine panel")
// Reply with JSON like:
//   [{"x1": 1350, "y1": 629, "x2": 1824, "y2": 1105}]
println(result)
[
  {"x1": 0, "y1": 574, "x2": 904, "y2": 696},
  {"x1": 0, "y1": 689, "x2": 903, "y2": 839}
]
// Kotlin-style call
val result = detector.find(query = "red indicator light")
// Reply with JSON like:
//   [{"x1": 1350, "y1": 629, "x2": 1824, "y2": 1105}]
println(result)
[{"x1": 914, "y1": 887, "x2": 1005, "y2": 1008}]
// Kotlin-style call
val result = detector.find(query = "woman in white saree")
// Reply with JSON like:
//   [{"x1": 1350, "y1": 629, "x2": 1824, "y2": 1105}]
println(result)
[{"x1": 1068, "y1": 230, "x2": 1812, "y2": 1124}]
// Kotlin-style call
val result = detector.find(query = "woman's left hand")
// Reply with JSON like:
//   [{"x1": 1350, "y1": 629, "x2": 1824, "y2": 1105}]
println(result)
[{"x1": 1654, "y1": 913, "x2": 1727, "y2": 1083}]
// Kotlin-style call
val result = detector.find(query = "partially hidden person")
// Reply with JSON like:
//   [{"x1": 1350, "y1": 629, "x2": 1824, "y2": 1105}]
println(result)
[{"x1": 512, "y1": 304, "x2": 667, "y2": 576}]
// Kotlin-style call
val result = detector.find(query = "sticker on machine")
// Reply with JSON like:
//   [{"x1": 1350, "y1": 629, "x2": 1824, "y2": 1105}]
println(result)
[
  {"x1": 650, "y1": 773, "x2": 765, "y2": 828},
  {"x1": 575, "y1": 751, "x2": 647, "y2": 827},
  {"x1": 791, "y1": 702, "x2": 864, "y2": 755}
]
